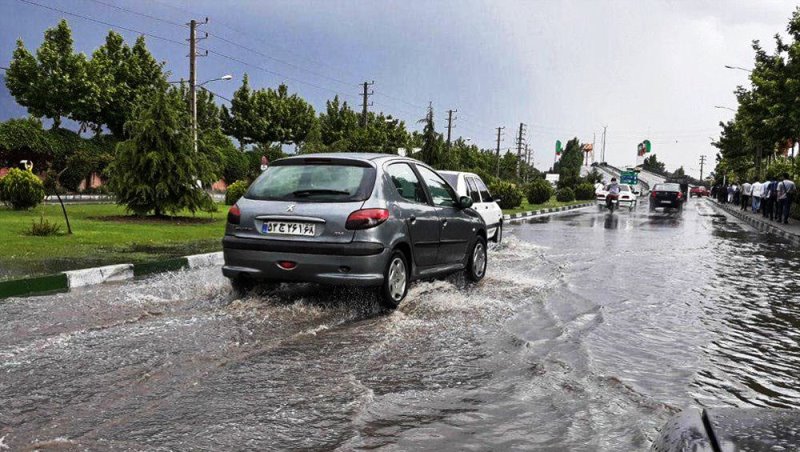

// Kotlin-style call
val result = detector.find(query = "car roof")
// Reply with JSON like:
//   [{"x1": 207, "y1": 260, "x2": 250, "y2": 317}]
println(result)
[
  {"x1": 438, "y1": 170, "x2": 479, "y2": 178},
  {"x1": 276, "y1": 152, "x2": 423, "y2": 166}
]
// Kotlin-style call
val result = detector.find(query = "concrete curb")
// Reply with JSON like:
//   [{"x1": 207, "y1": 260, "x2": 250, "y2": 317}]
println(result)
[
  {"x1": 503, "y1": 202, "x2": 593, "y2": 222},
  {"x1": 0, "y1": 251, "x2": 223, "y2": 300},
  {"x1": 707, "y1": 199, "x2": 800, "y2": 245}
]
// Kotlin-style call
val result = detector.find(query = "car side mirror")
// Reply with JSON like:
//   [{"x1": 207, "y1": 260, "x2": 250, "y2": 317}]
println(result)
[
  {"x1": 458, "y1": 196, "x2": 473, "y2": 209},
  {"x1": 493, "y1": 196, "x2": 502, "y2": 203}
]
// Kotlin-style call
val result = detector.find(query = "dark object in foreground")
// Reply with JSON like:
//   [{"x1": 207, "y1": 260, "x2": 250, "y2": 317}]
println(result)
[{"x1": 651, "y1": 407, "x2": 800, "y2": 451}]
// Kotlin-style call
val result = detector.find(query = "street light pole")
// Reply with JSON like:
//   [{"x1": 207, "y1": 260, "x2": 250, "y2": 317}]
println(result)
[
  {"x1": 724, "y1": 65, "x2": 753, "y2": 73},
  {"x1": 714, "y1": 105, "x2": 736, "y2": 112}
]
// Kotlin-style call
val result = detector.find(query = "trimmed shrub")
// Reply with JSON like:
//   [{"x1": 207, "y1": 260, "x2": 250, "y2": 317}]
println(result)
[
  {"x1": 556, "y1": 187, "x2": 575, "y2": 202},
  {"x1": 488, "y1": 180, "x2": 523, "y2": 209},
  {"x1": 574, "y1": 183, "x2": 596, "y2": 200},
  {"x1": 526, "y1": 179, "x2": 553, "y2": 205},
  {"x1": 0, "y1": 168, "x2": 46, "y2": 210},
  {"x1": 225, "y1": 180, "x2": 250, "y2": 205}
]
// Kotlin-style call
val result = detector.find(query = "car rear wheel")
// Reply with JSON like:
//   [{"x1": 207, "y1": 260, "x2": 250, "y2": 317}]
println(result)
[
  {"x1": 465, "y1": 236, "x2": 487, "y2": 282},
  {"x1": 379, "y1": 251, "x2": 408, "y2": 309},
  {"x1": 230, "y1": 276, "x2": 254, "y2": 297},
  {"x1": 493, "y1": 222, "x2": 503, "y2": 245}
]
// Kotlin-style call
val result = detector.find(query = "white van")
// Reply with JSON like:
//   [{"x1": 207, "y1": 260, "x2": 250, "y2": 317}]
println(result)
[{"x1": 438, "y1": 171, "x2": 504, "y2": 244}]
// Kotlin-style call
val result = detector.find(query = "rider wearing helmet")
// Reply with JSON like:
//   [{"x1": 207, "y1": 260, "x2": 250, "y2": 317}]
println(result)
[{"x1": 606, "y1": 177, "x2": 621, "y2": 209}]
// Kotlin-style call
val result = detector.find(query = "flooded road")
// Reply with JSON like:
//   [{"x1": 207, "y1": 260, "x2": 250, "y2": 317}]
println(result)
[{"x1": 2, "y1": 199, "x2": 799, "y2": 450}]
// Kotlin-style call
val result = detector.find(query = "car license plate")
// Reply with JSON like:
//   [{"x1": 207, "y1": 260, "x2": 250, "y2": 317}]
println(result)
[
  {"x1": 261, "y1": 222, "x2": 315, "y2": 236},
  {"x1": 660, "y1": 200, "x2": 672, "y2": 205}
]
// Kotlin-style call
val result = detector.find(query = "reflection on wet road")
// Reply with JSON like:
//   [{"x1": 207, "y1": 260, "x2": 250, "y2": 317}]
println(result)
[{"x1": 1, "y1": 199, "x2": 798, "y2": 450}]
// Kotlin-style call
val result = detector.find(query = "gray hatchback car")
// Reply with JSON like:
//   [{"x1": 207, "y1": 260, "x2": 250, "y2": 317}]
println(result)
[{"x1": 222, "y1": 153, "x2": 488, "y2": 308}]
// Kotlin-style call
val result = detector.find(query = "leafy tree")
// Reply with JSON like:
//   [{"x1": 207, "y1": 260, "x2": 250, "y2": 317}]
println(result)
[
  {"x1": 585, "y1": 168, "x2": 603, "y2": 184},
  {"x1": 318, "y1": 95, "x2": 359, "y2": 146},
  {"x1": 5, "y1": 20, "x2": 88, "y2": 129},
  {"x1": 418, "y1": 104, "x2": 444, "y2": 167},
  {"x1": 221, "y1": 74, "x2": 257, "y2": 149},
  {"x1": 642, "y1": 154, "x2": 667, "y2": 174},
  {"x1": 557, "y1": 137, "x2": 583, "y2": 188},
  {"x1": 107, "y1": 87, "x2": 218, "y2": 216},
  {"x1": 671, "y1": 166, "x2": 686, "y2": 178}
]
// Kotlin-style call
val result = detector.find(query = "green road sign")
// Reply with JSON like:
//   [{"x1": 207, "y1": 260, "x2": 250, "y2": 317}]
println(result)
[
  {"x1": 555, "y1": 140, "x2": 562, "y2": 155},
  {"x1": 621, "y1": 170, "x2": 638, "y2": 185},
  {"x1": 643, "y1": 139, "x2": 652, "y2": 153}
]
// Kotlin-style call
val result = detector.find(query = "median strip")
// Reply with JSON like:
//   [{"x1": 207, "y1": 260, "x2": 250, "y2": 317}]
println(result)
[
  {"x1": 503, "y1": 202, "x2": 593, "y2": 221},
  {"x1": 0, "y1": 251, "x2": 223, "y2": 301}
]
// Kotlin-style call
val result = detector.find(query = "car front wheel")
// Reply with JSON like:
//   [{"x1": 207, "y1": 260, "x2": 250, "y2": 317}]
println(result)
[
  {"x1": 380, "y1": 251, "x2": 408, "y2": 309},
  {"x1": 465, "y1": 236, "x2": 487, "y2": 282}
]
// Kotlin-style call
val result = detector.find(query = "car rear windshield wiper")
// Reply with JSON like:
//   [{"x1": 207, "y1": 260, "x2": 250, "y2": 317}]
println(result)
[{"x1": 292, "y1": 189, "x2": 351, "y2": 197}]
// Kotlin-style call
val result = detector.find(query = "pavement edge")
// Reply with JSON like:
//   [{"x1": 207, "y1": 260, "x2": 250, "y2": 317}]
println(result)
[{"x1": 0, "y1": 251, "x2": 224, "y2": 301}]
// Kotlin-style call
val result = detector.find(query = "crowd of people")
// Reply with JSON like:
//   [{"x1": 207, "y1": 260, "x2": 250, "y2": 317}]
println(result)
[{"x1": 711, "y1": 173, "x2": 797, "y2": 224}]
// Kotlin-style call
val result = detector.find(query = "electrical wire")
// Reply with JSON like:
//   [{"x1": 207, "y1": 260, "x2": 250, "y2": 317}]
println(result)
[{"x1": 16, "y1": 0, "x2": 187, "y2": 47}]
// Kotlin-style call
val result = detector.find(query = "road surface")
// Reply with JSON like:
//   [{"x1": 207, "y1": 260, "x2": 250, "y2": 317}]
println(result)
[{"x1": 2, "y1": 198, "x2": 798, "y2": 450}]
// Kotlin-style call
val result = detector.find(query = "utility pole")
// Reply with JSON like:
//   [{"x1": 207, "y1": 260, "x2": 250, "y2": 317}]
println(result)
[
  {"x1": 361, "y1": 81, "x2": 374, "y2": 128},
  {"x1": 699, "y1": 155, "x2": 707, "y2": 181},
  {"x1": 600, "y1": 125, "x2": 607, "y2": 163},
  {"x1": 515, "y1": 122, "x2": 526, "y2": 178},
  {"x1": 188, "y1": 18, "x2": 208, "y2": 153},
  {"x1": 495, "y1": 126, "x2": 505, "y2": 177},
  {"x1": 591, "y1": 132, "x2": 596, "y2": 165},
  {"x1": 445, "y1": 109, "x2": 457, "y2": 149}
]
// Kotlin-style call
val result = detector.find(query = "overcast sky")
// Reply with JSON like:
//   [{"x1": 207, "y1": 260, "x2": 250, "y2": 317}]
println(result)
[{"x1": 2, "y1": 0, "x2": 798, "y2": 177}]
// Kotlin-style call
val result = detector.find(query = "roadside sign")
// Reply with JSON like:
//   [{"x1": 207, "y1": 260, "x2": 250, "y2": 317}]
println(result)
[
  {"x1": 555, "y1": 140, "x2": 562, "y2": 155},
  {"x1": 545, "y1": 173, "x2": 560, "y2": 186},
  {"x1": 620, "y1": 170, "x2": 638, "y2": 185}
]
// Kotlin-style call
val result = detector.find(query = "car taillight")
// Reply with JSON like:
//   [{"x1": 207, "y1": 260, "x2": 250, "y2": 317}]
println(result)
[
  {"x1": 651, "y1": 191, "x2": 657, "y2": 199},
  {"x1": 345, "y1": 208, "x2": 389, "y2": 230},
  {"x1": 677, "y1": 192, "x2": 683, "y2": 199},
  {"x1": 227, "y1": 204, "x2": 241, "y2": 224}
]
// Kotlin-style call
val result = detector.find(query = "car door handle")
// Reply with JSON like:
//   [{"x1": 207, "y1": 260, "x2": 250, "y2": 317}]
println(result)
[
  {"x1": 441, "y1": 219, "x2": 448, "y2": 227},
  {"x1": 409, "y1": 215, "x2": 416, "y2": 224}
]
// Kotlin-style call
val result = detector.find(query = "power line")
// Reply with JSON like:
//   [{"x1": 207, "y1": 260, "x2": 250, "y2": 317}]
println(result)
[
  {"x1": 15, "y1": 0, "x2": 187, "y2": 47},
  {"x1": 200, "y1": 86, "x2": 231, "y2": 103},
  {"x1": 80, "y1": 0, "x2": 187, "y2": 29}
]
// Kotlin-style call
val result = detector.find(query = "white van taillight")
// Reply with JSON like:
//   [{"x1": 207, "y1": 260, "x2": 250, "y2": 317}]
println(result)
[
  {"x1": 345, "y1": 209, "x2": 389, "y2": 230},
  {"x1": 227, "y1": 204, "x2": 241, "y2": 224}
]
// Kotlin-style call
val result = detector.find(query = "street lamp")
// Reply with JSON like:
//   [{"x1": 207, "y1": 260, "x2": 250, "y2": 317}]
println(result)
[
  {"x1": 198, "y1": 74, "x2": 233, "y2": 86},
  {"x1": 191, "y1": 74, "x2": 232, "y2": 153},
  {"x1": 714, "y1": 105, "x2": 736, "y2": 112},
  {"x1": 724, "y1": 65, "x2": 753, "y2": 73}
]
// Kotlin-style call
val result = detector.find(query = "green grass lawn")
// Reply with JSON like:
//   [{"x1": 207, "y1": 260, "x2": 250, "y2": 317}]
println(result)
[
  {"x1": 502, "y1": 197, "x2": 590, "y2": 215},
  {"x1": 0, "y1": 203, "x2": 227, "y2": 280}
]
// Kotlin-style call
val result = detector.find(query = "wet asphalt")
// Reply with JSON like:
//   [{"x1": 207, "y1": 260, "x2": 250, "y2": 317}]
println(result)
[{"x1": 1, "y1": 198, "x2": 799, "y2": 451}]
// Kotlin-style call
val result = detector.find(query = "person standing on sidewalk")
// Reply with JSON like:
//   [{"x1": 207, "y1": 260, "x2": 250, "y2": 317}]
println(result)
[
  {"x1": 777, "y1": 172, "x2": 796, "y2": 224},
  {"x1": 762, "y1": 178, "x2": 775, "y2": 219},
  {"x1": 741, "y1": 181, "x2": 752, "y2": 210},
  {"x1": 752, "y1": 180, "x2": 763, "y2": 213}
]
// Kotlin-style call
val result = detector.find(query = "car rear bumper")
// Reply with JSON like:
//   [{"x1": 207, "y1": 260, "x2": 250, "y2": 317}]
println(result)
[{"x1": 221, "y1": 236, "x2": 389, "y2": 286}]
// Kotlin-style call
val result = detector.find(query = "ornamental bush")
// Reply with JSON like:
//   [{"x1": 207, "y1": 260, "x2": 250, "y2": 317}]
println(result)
[
  {"x1": 526, "y1": 178, "x2": 553, "y2": 205},
  {"x1": 488, "y1": 180, "x2": 523, "y2": 209},
  {"x1": 225, "y1": 180, "x2": 249, "y2": 205},
  {"x1": 0, "y1": 168, "x2": 46, "y2": 210},
  {"x1": 574, "y1": 183, "x2": 596, "y2": 200},
  {"x1": 556, "y1": 187, "x2": 575, "y2": 202}
]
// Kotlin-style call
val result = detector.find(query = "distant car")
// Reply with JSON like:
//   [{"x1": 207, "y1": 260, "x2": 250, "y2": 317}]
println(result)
[
  {"x1": 438, "y1": 171, "x2": 504, "y2": 245},
  {"x1": 689, "y1": 186, "x2": 709, "y2": 197},
  {"x1": 596, "y1": 183, "x2": 638, "y2": 210},
  {"x1": 649, "y1": 183, "x2": 684, "y2": 211},
  {"x1": 222, "y1": 153, "x2": 488, "y2": 309}
]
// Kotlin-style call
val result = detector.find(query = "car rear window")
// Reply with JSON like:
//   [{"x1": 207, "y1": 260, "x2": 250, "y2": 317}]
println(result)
[
  {"x1": 246, "y1": 161, "x2": 376, "y2": 202},
  {"x1": 653, "y1": 183, "x2": 680, "y2": 192}
]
